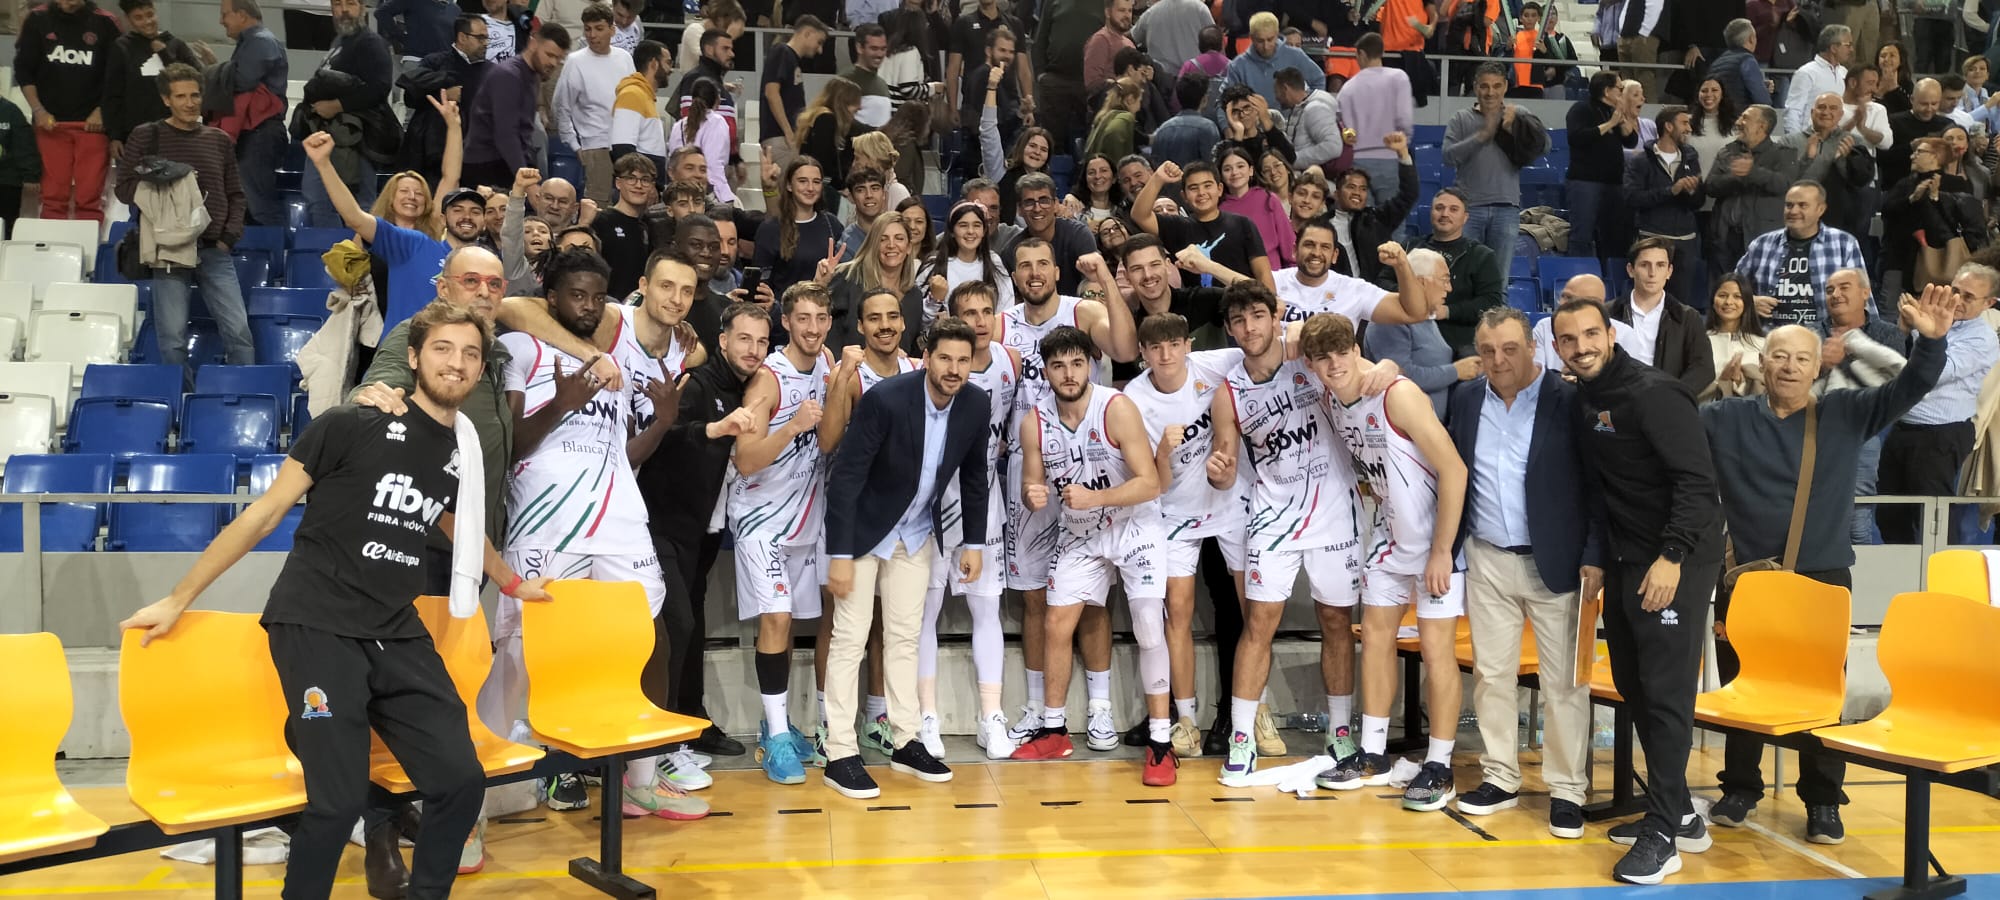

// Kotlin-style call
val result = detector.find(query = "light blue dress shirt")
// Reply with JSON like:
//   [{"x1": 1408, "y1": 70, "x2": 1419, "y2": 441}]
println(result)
[
  {"x1": 1903, "y1": 318, "x2": 1999, "y2": 426},
  {"x1": 865, "y1": 391, "x2": 958, "y2": 561},
  {"x1": 1470, "y1": 370, "x2": 1544, "y2": 549}
]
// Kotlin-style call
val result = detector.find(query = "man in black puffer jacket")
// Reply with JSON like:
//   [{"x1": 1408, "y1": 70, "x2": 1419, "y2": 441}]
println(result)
[{"x1": 1331, "y1": 132, "x2": 1418, "y2": 283}]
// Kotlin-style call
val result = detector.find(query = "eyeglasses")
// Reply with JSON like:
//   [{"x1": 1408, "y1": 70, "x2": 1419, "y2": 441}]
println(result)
[
  {"x1": 1021, "y1": 196, "x2": 1056, "y2": 208},
  {"x1": 450, "y1": 273, "x2": 507, "y2": 293}
]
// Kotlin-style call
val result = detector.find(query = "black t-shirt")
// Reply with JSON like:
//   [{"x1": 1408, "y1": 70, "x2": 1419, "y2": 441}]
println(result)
[
  {"x1": 593, "y1": 208, "x2": 653, "y2": 300},
  {"x1": 960, "y1": 60, "x2": 1021, "y2": 132},
  {"x1": 761, "y1": 43, "x2": 804, "y2": 143},
  {"x1": 262, "y1": 405, "x2": 461, "y2": 640},
  {"x1": 1152, "y1": 212, "x2": 1269, "y2": 287},
  {"x1": 1770, "y1": 235, "x2": 1822, "y2": 331},
  {"x1": 952, "y1": 11, "x2": 1021, "y2": 111},
  {"x1": 1000, "y1": 217, "x2": 1099, "y2": 295}
]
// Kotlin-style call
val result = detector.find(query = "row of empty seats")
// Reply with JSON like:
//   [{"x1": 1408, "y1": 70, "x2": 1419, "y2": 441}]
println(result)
[
  {"x1": 1, "y1": 363, "x2": 317, "y2": 465},
  {"x1": 0, "y1": 453, "x2": 300, "y2": 552}
]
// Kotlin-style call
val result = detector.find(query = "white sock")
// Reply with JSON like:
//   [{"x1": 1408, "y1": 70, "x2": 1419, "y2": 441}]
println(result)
[
  {"x1": 624, "y1": 756, "x2": 655, "y2": 789},
  {"x1": 1085, "y1": 668, "x2": 1111, "y2": 705},
  {"x1": 1230, "y1": 696, "x2": 1260, "y2": 737},
  {"x1": 1044, "y1": 705, "x2": 1067, "y2": 729},
  {"x1": 1025, "y1": 669, "x2": 1045, "y2": 708},
  {"x1": 1260, "y1": 686, "x2": 1271, "y2": 704},
  {"x1": 1327, "y1": 694, "x2": 1353, "y2": 731},
  {"x1": 1148, "y1": 716, "x2": 1171, "y2": 743},
  {"x1": 865, "y1": 694, "x2": 887, "y2": 719},
  {"x1": 1174, "y1": 697, "x2": 1198, "y2": 721},
  {"x1": 816, "y1": 690, "x2": 828, "y2": 726},
  {"x1": 1361, "y1": 714, "x2": 1390, "y2": 755},
  {"x1": 1427, "y1": 737, "x2": 1455, "y2": 766},
  {"x1": 762, "y1": 692, "x2": 790, "y2": 735}
]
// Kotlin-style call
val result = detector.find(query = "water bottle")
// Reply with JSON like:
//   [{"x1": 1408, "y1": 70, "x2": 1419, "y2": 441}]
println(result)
[{"x1": 1283, "y1": 712, "x2": 1329, "y2": 733}]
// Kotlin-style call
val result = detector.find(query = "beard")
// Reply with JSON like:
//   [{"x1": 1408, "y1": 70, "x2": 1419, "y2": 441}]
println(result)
[
  {"x1": 417, "y1": 365, "x2": 477, "y2": 409},
  {"x1": 333, "y1": 14, "x2": 365, "y2": 35}
]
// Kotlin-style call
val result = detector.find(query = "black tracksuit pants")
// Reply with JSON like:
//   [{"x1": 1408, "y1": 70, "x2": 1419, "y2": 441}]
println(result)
[
  {"x1": 1602, "y1": 556, "x2": 1720, "y2": 838},
  {"x1": 1200, "y1": 536, "x2": 1243, "y2": 704},
  {"x1": 643, "y1": 528, "x2": 714, "y2": 720},
  {"x1": 1715, "y1": 567, "x2": 1851, "y2": 806},
  {"x1": 267, "y1": 623, "x2": 484, "y2": 900}
]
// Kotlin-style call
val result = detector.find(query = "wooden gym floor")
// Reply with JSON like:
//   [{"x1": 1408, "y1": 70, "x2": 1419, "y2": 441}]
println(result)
[{"x1": 6, "y1": 740, "x2": 1998, "y2": 899}]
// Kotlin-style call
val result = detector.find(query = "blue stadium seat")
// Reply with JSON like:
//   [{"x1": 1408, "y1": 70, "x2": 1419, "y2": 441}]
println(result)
[
  {"x1": 1412, "y1": 145, "x2": 1444, "y2": 176},
  {"x1": 237, "y1": 227, "x2": 288, "y2": 280},
  {"x1": 0, "y1": 453, "x2": 114, "y2": 551},
  {"x1": 249, "y1": 454, "x2": 301, "y2": 551},
  {"x1": 285, "y1": 252, "x2": 335, "y2": 291},
  {"x1": 285, "y1": 194, "x2": 309, "y2": 232},
  {"x1": 232, "y1": 251, "x2": 273, "y2": 288},
  {"x1": 62, "y1": 397, "x2": 173, "y2": 460},
  {"x1": 183, "y1": 318, "x2": 228, "y2": 369},
  {"x1": 1539, "y1": 256, "x2": 1602, "y2": 303},
  {"x1": 181, "y1": 393, "x2": 280, "y2": 460},
  {"x1": 1603, "y1": 256, "x2": 1631, "y2": 298},
  {"x1": 81, "y1": 363, "x2": 183, "y2": 420},
  {"x1": 1413, "y1": 124, "x2": 1446, "y2": 146},
  {"x1": 548, "y1": 155, "x2": 584, "y2": 186},
  {"x1": 247, "y1": 287, "x2": 328, "y2": 321},
  {"x1": 106, "y1": 220, "x2": 133, "y2": 246},
  {"x1": 196, "y1": 364, "x2": 294, "y2": 426},
  {"x1": 292, "y1": 395, "x2": 312, "y2": 440},
  {"x1": 1506, "y1": 278, "x2": 1542, "y2": 313},
  {"x1": 129, "y1": 317, "x2": 159, "y2": 365},
  {"x1": 290, "y1": 227, "x2": 353, "y2": 253},
  {"x1": 109, "y1": 454, "x2": 237, "y2": 551},
  {"x1": 250, "y1": 315, "x2": 317, "y2": 373}
]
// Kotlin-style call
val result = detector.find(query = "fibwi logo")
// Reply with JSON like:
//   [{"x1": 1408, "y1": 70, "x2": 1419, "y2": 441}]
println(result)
[
  {"x1": 387, "y1": 420, "x2": 407, "y2": 442},
  {"x1": 301, "y1": 687, "x2": 332, "y2": 719},
  {"x1": 372, "y1": 473, "x2": 447, "y2": 524}
]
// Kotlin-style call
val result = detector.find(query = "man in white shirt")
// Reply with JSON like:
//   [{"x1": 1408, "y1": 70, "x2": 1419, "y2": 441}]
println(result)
[
  {"x1": 610, "y1": 0, "x2": 644, "y2": 51},
  {"x1": 552, "y1": 2, "x2": 635, "y2": 204},
  {"x1": 1783, "y1": 24, "x2": 1852, "y2": 133},
  {"x1": 1608, "y1": 237, "x2": 1715, "y2": 396},
  {"x1": 1877, "y1": 263, "x2": 2000, "y2": 544}
]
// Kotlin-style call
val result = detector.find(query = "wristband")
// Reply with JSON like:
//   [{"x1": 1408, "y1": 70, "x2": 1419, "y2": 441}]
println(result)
[{"x1": 502, "y1": 575, "x2": 524, "y2": 597}]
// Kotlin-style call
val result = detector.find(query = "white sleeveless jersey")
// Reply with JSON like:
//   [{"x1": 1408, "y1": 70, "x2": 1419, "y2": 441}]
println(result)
[
  {"x1": 610, "y1": 303, "x2": 692, "y2": 429},
  {"x1": 1123, "y1": 349, "x2": 1245, "y2": 541},
  {"x1": 999, "y1": 296, "x2": 1105, "y2": 452},
  {"x1": 1034, "y1": 385, "x2": 1157, "y2": 549},
  {"x1": 941, "y1": 346, "x2": 1021, "y2": 549},
  {"x1": 856, "y1": 354, "x2": 922, "y2": 394},
  {"x1": 1225, "y1": 356, "x2": 1360, "y2": 553},
  {"x1": 1330, "y1": 381, "x2": 1443, "y2": 576},
  {"x1": 729, "y1": 348, "x2": 833, "y2": 546},
  {"x1": 499, "y1": 331, "x2": 653, "y2": 554},
  {"x1": 1274, "y1": 268, "x2": 1391, "y2": 324}
]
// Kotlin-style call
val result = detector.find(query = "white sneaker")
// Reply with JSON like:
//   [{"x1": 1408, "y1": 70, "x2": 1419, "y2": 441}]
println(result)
[
  {"x1": 660, "y1": 747, "x2": 714, "y2": 791},
  {"x1": 978, "y1": 712, "x2": 1016, "y2": 759},
  {"x1": 684, "y1": 747, "x2": 714, "y2": 768},
  {"x1": 1008, "y1": 705, "x2": 1043, "y2": 743},
  {"x1": 1086, "y1": 701, "x2": 1117, "y2": 751},
  {"x1": 919, "y1": 712, "x2": 948, "y2": 761}
]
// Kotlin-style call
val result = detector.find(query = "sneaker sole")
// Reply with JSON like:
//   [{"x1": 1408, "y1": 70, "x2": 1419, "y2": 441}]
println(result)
[
  {"x1": 1143, "y1": 770, "x2": 1177, "y2": 787},
  {"x1": 1549, "y1": 822, "x2": 1585, "y2": 840},
  {"x1": 1360, "y1": 772, "x2": 1396, "y2": 787},
  {"x1": 1613, "y1": 832, "x2": 1713, "y2": 853},
  {"x1": 1807, "y1": 832, "x2": 1846, "y2": 845},
  {"x1": 1614, "y1": 852, "x2": 1683, "y2": 885},
  {"x1": 545, "y1": 798, "x2": 590, "y2": 811},
  {"x1": 666, "y1": 775, "x2": 714, "y2": 791},
  {"x1": 1316, "y1": 775, "x2": 1363, "y2": 791},
  {"x1": 1710, "y1": 812, "x2": 1749, "y2": 828},
  {"x1": 1218, "y1": 773, "x2": 1255, "y2": 787},
  {"x1": 825, "y1": 778, "x2": 882, "y2": 799},
  {"x1": 890, "y1": 761, "x2": 954, "y2": 783},
  {"x1": 456, "y1": 859, "x2": 483, "y2": 875},
  {"x1": 1403, "y1": 788, "x2": 1456, "y2": 812},
  {"x1": 1087, "y1": 736, "x2": 1118, "y2": 751},
  {"x1": 649, "y1": 805, "x2": 709, "y2": 821},
  {"x1": 1456, "y1": 797, "x2": 1519, "y2": 816}
]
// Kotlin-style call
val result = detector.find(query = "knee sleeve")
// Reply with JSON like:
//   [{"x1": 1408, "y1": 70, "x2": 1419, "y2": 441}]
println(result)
[
  {"x1": 919, "y1": 584, "x2": 945, "y2": 680},
  {"x1": 967, "y1": 592, "x2": 1004, "y2": 686},
  {"x1": 1131, "y1": 597, "x2": 1169, "y2": 696}
]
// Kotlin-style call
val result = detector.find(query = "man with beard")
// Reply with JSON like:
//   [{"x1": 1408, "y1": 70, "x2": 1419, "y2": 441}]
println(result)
[
  {"x1": 305, "y1": 130, "x2": 490, "y2": 330},
  {"x1": 1011, "y1": 325, "x2": 1167, "y2": 781},
  {"x1": 463, "y1": 23, "x2": 570, "y2": 191},
  {"x1": 731, "y1": 282, "x2": 837, "y2": 786},
  {"x1": 611, "y1": 40, "x2": 674, "y2": 184},
  {"x1": 120, "y1": 302, "x2": 551, "y2": 900},
  {"x1": 1551, "y1": 296, "x2": 1722, "y2": 885},
  {"x1": 1276, "y1": 225, "x2": 1436, "y2": 327},
  {"x1": 1327, "y1": 134, "x2": 1419, "y2": 282},
  {"x1": 1131, "y1": 161, "x2": 1277, "y2": 292},
  {"x1": 999, "y1": 243, "x2": 1140, "y2": 754},
  {"x1": 299, "y1": 0, "x2": 395, "y2": 228},
  {"x1": 1001, "y1": 173, "x2": 1101, "y2": 296}
]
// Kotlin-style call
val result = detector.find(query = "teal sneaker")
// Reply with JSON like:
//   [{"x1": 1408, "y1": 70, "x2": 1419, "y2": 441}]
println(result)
[
  {"x1": 759, "y1": 720, "x2": 806, "y2": 785},
  {"x1": 862, "y1": 713, "x2": 893, "y2": 755},
  {"x1": 1218, "y1": 731, "x2": 1258, "y2": 787},
  {"x1": 796, "y1": 724, "x2": 827, "y2": 767}
]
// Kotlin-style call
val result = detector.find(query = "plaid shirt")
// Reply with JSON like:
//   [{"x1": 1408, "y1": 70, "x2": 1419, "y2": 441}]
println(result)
[{"x1": 1735, "y1": 225, "x2": 1865, "y2": 332}]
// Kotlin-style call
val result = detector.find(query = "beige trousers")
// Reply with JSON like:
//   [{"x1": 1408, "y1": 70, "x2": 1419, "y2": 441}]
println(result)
[
  {"x1": 1465, "y1": 538, "x2": 1592, "y2": 805},
  {"x1": 824, "y1": 540, "x2": 936, "y2": 760},
  {"x1": 579, "y1": 148, "x2": 615, "y2": 205},
  {"x1": 1618, "y1": 35, "x2": 1664, "y2": 103}
]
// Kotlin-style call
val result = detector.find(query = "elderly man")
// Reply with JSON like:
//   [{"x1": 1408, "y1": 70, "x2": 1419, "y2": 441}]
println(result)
[
  {"x1": 1444, "y1": 63, "x2": 1550, "y2": 287},
  {"x1": 1784, "y1": 25, "x2": 1853, "y2": 133},
  {"x1": 299, "y1": 0, "x2": 396, "y2": 228},
  {"x1": 218, "y1": 0, "x2": 290, "y2": 227},
  {"x1": 1706, "y1": 105, "x2": 1798, "y2": 272},
  {"x1": 1737, "y1": 181, "x2": 1866, "y2": 332},
  {"x1": 1223, "y1": 12, "x2": 1324, "y2": 109},
  {"x1": 1823, "y1": 268, "x2": 1907, "y2": 546},
  {"x1": 1708, "y1": 19, "x2": 1772, "y2": 108},
  {"x1": 1778, "y1": 95, "x2": 1876, "y2": 235},
  {"x1": 1700, "y1": 288, "x2": 1953, "y2": 846},
  {"x1": 532, "y1": 176, "x2": 582, "y2": 227},
  {"x1": 1406, "y1": 188, "x2": 1505, "y2": 355},
  {"x1": 1878, "y1": 264, "x2": 2000, "y2": 544}
]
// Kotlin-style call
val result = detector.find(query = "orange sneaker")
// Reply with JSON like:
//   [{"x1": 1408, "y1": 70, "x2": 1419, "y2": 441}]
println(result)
[
  {"x1": 1010, "y1": 728, "x2": 1075, "y2": 760},
  {"x1": 1142, "y1": 742, "x2": 1178, "y2": 787}
]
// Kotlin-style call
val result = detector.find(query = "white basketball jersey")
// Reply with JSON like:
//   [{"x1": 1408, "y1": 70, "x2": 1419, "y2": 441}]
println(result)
[
  {"x1": 1000, "y1": 296, "x2": 1103, "y2": 451},
  {"x1": 1331, "y1": 381, "x2": 1443, "y2": 576},
  {"x1": 1274, "y1": 268, "x2": 1390, "y2": 324},
  {"x1": 610, "y1": 303, "x2": 691, "y2": 429},
  {"x1": 1034, "y1": 384, "x2": 1156, "y2": 550},
  {"x1": 1124, "y1": 349, "x2": 1245, "y2": 541},
  {"x1": 499, "y1": 332, "x2": 652, "y2": 554},
  {"x1": 1225, "y1": 356, "x2": 1360, "y2": 553},
  {"x1": 942, "y1": 346, "x2": 1021, "y2": 550},
  {"x1": 729, "y1": 348, "x2": 833, "y2": 546},
  {"x1": 856, "y1": 354, "x2": 922, "y2": 394}
]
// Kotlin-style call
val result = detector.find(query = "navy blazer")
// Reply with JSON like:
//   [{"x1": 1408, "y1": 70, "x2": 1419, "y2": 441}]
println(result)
[
  {"x1": 1445, "y1": 371, "x2": 1606, "y2": 593},
  {"x1": 825, "y1": 370, "x2": 991, "y2": 558}
]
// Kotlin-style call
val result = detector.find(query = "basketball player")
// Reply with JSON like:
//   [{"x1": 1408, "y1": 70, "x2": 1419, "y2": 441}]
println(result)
[
  {"x1": 732, "y1": 281, "x2": 835, "y2": 786},
  {"x1": 999, "y1": 241, "x2": 1140, "y2": 751},
  {"x1": 1305, "y1": 309, "x2": 1470, "y2": 812},
  {"x1": 1011, "y1": 326, "x2": 1169, "y2": 784},
  {"x1": 121, "y1": 302, "x2": 551, "y2": 899},
  {"x1": 921, "y1": 282, "x2": 1023, "y2": 758},
  {"x1": 495, "y1": 249, "x2": 707, "y2": 820},
  {"x1": 1277, "y1": 227, "x2": 1435, "y2": 326},
  {"x1": 1121, "y1": 313, "x2": 1243, "y2": 760}
]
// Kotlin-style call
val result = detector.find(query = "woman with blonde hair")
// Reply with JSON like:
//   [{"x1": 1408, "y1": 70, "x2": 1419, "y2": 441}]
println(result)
[
  {"x1": 796, "y1": 77, "x2": 864, "y2": 201},
  {"x1": 367, "y1": 98, "x2": 465, "y2": 239},
  {"x1": 827, "y1": 211, "x2": 917, "y2": 352},
  {"x1": 1083, "y1": 78, "x2": 1145, "y2": 163},
  {"x1": 851, "y1": 131, "x2": 912, "y2": 208}
]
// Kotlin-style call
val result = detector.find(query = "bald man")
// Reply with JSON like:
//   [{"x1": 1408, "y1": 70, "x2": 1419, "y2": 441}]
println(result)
[
  {"x1": 533, "y1": 176, "x2": 583, "y2": 227},
  {"x1": 1775, "y1": 93, "x2": 1874, "y2": 235},
  {"x1": 1884, "y1": 78, "x2": 1950, "y2": 189},
  {"x1": 1534, "y1": 274, "x2": 1606, "y2": 371},
  {"x1": 1698, "y1": 289, "x2": 1954, "y2": 846}
]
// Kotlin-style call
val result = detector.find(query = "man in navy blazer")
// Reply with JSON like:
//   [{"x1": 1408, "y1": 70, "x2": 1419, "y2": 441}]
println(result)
[
  {"x1": 1443, "y1": 306, "x2": 1606, "y2": 839},
  {"x1": 820, "y1": 318, "x2": 992, "y2": 799}
]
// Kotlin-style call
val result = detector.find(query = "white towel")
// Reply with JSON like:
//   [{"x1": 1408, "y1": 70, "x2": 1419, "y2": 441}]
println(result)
[
  {"x1": 1981, "y1": 550, "x2": 2000, "y2": 607},
  {"x1": 449, "y1": 412, "x2": 486, "y2": 618}
]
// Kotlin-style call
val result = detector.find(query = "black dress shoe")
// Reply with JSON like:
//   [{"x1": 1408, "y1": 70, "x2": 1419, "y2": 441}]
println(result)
[
  {"x1": 690, "y1": 724, "x2": 746, "y2": 756},
  {"x1": 364, "y1": 818, "x2": 409, "y2": 900},
  {"x1": 1122, "y1": 719, "x2": 1148, "y2": 747},
  {"x1": 1202, "y1": 708, "x2": 1229, "y2": 757}
]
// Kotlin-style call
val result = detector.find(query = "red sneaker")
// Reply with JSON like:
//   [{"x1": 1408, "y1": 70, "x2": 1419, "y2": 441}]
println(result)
[
  {"x1": 1010, "y1": 728, "x2": 1075, "y2": 760},
  {"x1": 1142, "y1": 742, "x2": 1178, "y2": 786}
]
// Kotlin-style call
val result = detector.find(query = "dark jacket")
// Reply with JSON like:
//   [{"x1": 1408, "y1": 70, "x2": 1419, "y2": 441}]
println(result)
[
  {"x1": 13, "y1": 1, "x2": 121, "y2": 121},
  {"x1": 1607, "y1": 292, "x2": 1715, "y2": 396},
  {"x1": 1778, "y1": 127, "x2": 1876, "y2": 236},
  {"x1": 1706, "y1": 47, "x2": 1770, "y2": 109},
  {"x1": 825, "y1": 369, "x2": 992, "y2": 557},
  {"x1": 1565, "y1": 96, "x2": 1640, "y2": 184},
  {"x1": 396, "y1": 60, "x2": 463, "y2": 188},
  {"x1": 1447, "y1": 370, "x2": 1606, "y2": 592},
  {"x1": 1624, "y1": 141, "x2": 1705, "y2": 239},
  {"x1": 1575, "y1": 346, "x2": 1724, "y2": 566},
  {"x1": 376, "y1": 0, "x2": 460, "y2": 59},
  {"x1": 1706, "y1": 136, "x2": 1798, "y2": 265},
  {"x1": 465, "y1": 55, "x2": 539, "y2": 170},
  {"x1": 639, "y1": 351, "x2": 750, "y2": 539},
  {"x1": 1407, "y1": 234, "x2": 1504, "y2": 355},
  {"x1": 1882, "y1": 171, "x2": 1983, "y2": 272},
  {"x1": 0, "y1": 101, "x2": 43, "y2": 187},
  {"x1": 104, "y1": 30, "x2": 198, "y2": 143},
  {"x1": 1336, "y1": 162, "x2": 1421, "y2": 284}
]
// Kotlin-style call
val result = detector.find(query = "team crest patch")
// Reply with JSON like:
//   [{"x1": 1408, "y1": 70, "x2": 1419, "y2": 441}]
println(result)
[
  {"x1": 301, "y1": 687, "x2": 332, "y2": 719},
  {"x1": 1594, "y1": 411, "x2": 1615, "y2": 433}
]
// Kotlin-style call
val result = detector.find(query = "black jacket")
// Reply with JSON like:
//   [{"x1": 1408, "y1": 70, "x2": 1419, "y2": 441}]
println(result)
[
  {"x1": 1334, "y1": 161, "x2": 1420, "y2": 283},
  {"x1": 638, "y1": 352, "x2": 750, "y2": 539},
  {"x1": 824, "y1": 370, "x2": 992, "y2": 557},
  {"x1": 104, "y1": 31, "x2": 198, "y2": 143},
  {"x1": 1575, "y1": 346, "x2": 1723, "y2": 566},
  {"x1": 1446, "y1": 370, "x2": 1606, "y2": 592},
  {"x1": 1565, "y1": 97, "x2": 1639, "y2": 184},
  {"x1": 1624, "y1": 141, "x2": 1705, "y2": 239},
  {"x1": 1607, "y1": 292, "x2": 1715, "y2": 397}
]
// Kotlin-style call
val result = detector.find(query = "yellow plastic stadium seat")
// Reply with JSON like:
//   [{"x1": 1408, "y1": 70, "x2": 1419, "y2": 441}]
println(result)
[
  {"x1": 1814, "y1": 592, "x2": 2000, "y2": 773},
  {"x1": 520, "y1": 580, "x2": 709, "y2": 758},
  {"x1": 120, "y1": 612, "x2": 306, "y2": 834},
  {"x1": 1694, "y1": 571, "x2": 1850, "y2": 734},
  {"x1": 0, "y1": 633, "x2": 108, "y2": 864},
  {"x1": 370, "y1": 597, "x2": 545, "y2": 792},
  {"x1": 1925, "y1": 549, "x2": 1990, "y2": 604}
]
